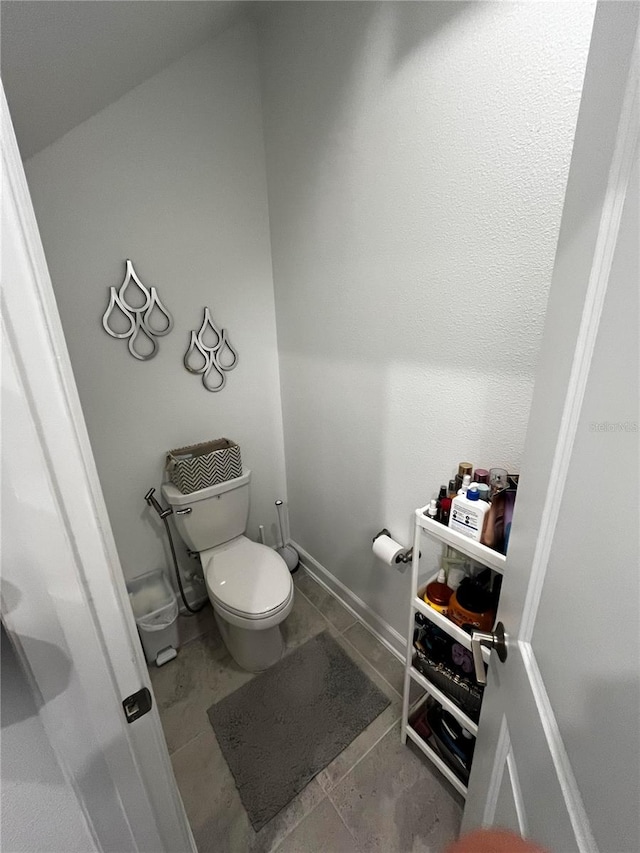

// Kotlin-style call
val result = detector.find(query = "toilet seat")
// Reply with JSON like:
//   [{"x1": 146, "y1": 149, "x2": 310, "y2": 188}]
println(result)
[
  {"x1": 211, "y1": 587, "x2": 294, "y2": 633},
  {"x1": 202, "y1": 536, "x2": 293, "y2": 620}
]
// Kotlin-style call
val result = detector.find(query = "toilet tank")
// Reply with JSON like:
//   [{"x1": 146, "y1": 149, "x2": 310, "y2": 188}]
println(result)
[{"x1": 161, "y1": 470, "x2": 251, "y2": 552}]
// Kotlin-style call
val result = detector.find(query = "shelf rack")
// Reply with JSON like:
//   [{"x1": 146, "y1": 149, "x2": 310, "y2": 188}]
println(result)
[
  {"x1": 400, "y1": 504, "x2": 507, "y2": 797},
  {"x1": 414, "y1": 588, "x2": 491, "y2": 666},
  {"x1": 416, "y1": 511, "x2": 506, "y2": 574},
  {"x1": 406, "y1": 722, "x2": 469, "y2": 799}
]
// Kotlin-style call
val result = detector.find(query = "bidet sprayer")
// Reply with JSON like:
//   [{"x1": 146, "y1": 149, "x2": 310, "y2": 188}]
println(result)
[{"x1": 144, "y1": 487, "x2": 173, "y2": 519}]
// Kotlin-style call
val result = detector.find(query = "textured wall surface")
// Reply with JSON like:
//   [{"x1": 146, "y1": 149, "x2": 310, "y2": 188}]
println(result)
[
  {"x1": 1, "y1": 628, "x2": 97, "y2": 853},
  {"x1": 25, "y1": 21, "x2": 287, "y2": 588},
  {"x1": 259, "y1": 2, "x2": 595, "y2": 634}
]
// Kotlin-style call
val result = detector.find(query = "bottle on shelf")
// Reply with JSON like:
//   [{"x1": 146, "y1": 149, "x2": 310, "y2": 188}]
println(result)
[
  {"x1": 489, "y1": 467, "x2": 508, "y2": 497},
  {"x1": 426, "y1": 499, "x2": 438, "y2": 519},
  {"x1": 423, "y1": 568, "x2": 453, "y2": 615},
  {"x1": 449, "y1": 484, "x2": 490, "y2": 541},
  {"x1": 458, "y1": 474, "x2": 471, "y2": 495},
  {"x1": 448, "y1": 576, "x2": 496, "y2": 632},
  {"x1": 476, "y1": 483, "x2": 490, "y2": 501},
  {"x1": 438, "y1": 496, "x2": 452, "y2": 526},
  {"x1": 454, "y1": 462, "x2": 473, "y2": 494},
  {"x1": 435, "y1": 485, "x2": 450, "y2": 525}
]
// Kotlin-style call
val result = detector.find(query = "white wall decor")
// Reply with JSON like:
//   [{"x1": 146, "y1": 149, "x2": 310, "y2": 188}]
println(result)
[
  {"x1": 184, "y1": 306, "x2": 238, "y2": 391},
  {"x1": 102, "y1": 258, "x2": 173, "y2": 360}
]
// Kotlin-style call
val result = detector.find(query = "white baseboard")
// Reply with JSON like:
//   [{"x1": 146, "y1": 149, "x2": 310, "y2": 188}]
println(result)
[{"x1": 290, "y1": 540, "x2": 407, "y2": 661}]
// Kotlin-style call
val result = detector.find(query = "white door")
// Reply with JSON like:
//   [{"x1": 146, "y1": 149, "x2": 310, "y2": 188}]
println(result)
[
  {"x1": 462, "y1": 5, "x2": 639, "y2": 852},
  {"x1": 1, "y1": 84, "x2": 195, "y2": 852}
]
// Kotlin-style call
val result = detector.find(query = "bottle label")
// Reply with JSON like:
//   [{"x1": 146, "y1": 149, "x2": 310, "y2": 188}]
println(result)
[
  {"x1": 424, "y1": 596, "x2": 448, "y2": 616},
  {"x1": 450, "y1": 503, "x2": 483, "y2": 540}
]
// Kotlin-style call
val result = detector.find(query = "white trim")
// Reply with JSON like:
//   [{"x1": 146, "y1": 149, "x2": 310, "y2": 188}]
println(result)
[
  {"x1": 483, "y1": 715, "x2": 510, "y2": 827},
  {"x1": 520, "y1": 643, "x2": 597, "y2": 853},
  {"x1": 506, "y1": 746, "x2": 527, "y2": 838},
  {"x1": 1, "y1": 83, "x2": 194, "y2": 853},
  {"x1": 291, "y1": 540, "x2": 407, "y2": 660},
  {"x1": 519, "y1": 34, "x2": 639, "y2": 644}
]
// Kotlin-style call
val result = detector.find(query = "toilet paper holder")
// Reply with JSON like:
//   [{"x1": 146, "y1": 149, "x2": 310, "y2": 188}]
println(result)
[{"x1": 372, "y1": 528, "x2": 416, "y2": 564}]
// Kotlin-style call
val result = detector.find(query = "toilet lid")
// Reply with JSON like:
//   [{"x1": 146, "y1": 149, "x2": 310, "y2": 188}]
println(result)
[{"x1": 202, "y1": 537, "x2": 292, "y2": 617}]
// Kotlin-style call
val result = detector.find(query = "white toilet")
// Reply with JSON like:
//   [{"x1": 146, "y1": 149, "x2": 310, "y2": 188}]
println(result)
[{"x1": 161, "y1": 470, "x2": 294, "y2": 672}]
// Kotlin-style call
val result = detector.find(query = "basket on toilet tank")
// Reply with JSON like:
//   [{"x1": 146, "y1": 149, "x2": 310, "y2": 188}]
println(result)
[{"x1": 165, "y1": 438, "x2": 242, "y2": 495}]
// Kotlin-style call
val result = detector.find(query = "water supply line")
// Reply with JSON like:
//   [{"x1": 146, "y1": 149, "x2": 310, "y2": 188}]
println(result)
[{"x1": 144, "y1": 488, "x2": 206, "y2": 614}]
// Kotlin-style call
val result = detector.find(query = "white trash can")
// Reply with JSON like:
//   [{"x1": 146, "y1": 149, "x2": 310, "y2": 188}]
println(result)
[{"x1": 128, "y1": 570, "x2": 179, "y2": 666}]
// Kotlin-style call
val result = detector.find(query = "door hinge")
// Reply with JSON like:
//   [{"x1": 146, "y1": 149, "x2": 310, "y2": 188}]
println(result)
[{"x1": 122, "y1": 687, "x2": 153, "y2": 723}]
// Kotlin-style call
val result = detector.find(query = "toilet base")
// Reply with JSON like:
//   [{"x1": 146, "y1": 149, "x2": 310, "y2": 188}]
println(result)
[{"x1": 214, "y1": 610, "x2": 285, "y2": 672}]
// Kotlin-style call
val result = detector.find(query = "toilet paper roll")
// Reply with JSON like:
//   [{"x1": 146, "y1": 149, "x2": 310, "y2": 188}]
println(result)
[{"x1": 372, "y1": 534, "x2": 407, "y2": 565}]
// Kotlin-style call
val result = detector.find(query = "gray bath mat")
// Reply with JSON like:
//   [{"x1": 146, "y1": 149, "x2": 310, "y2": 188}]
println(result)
[{"x1": 207, "y1": 630, "x2": 391, "y2": 830}]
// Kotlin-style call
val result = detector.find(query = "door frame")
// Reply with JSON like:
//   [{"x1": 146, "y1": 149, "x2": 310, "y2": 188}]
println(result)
[{"x1": 1, "y1": 82, "x2": 195, "y2": 852}]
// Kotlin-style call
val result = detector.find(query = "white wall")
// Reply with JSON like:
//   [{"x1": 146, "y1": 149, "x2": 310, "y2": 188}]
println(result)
[
  {"x1": 258, "y1": 2, "x2": 595, "y2": 636},
  {"x1": 1, "y1": 628, "x2": 97, "y2": 853},
  {"x1": 25, "y1": 20, "x2": 287, "y2": 589}
]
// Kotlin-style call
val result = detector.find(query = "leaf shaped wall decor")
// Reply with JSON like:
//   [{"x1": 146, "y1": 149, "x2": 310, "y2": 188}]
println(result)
[
  {"x1": 102, "y1": 260, "x2": 173, "y2": 360},
  {"x1": 184, "y1": 307, "x2": 238, "y2": 392}
]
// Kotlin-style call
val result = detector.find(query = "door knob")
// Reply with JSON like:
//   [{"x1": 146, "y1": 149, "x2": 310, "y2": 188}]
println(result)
[{"x1": 471, "y1": 622, "x2": 507, "y2": 685}]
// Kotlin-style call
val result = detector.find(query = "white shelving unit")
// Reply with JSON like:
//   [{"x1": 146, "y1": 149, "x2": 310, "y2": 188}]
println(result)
[
  {"x1": 417, "y1": 514, "x2": 506, "y2": 574},
  {"x1": 400, "y1": 505, "x2": 506, "y2": 798}
]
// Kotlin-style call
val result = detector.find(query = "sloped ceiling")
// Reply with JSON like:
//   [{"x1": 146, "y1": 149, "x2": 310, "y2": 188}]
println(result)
[{"x1": 1, "y1": 1, "x2": 243, "y2": 159}]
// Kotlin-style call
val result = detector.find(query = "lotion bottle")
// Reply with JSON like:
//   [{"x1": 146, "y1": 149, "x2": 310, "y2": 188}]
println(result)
[{"x1": 449, "y1": 485, "x2": 490, "y2": 541}]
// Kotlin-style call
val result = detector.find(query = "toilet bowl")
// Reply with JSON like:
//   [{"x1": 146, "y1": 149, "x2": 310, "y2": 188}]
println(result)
[
  {"x1": 202, "y1": 535, "x2": 293, "y2": 671},
  {"x1": 161, "y1": 470, "x2": 294, "y2": 672}
]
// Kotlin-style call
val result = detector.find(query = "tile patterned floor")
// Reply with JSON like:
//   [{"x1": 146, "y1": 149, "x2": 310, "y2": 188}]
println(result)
[{"x1": 149, "y1": 570, "x2": 463, "y2": 852}]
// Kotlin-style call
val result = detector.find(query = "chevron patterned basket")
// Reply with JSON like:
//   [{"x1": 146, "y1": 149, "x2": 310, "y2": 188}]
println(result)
[{"x1": 165, "y1": 438, "x2": 242, "y2": 495}]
